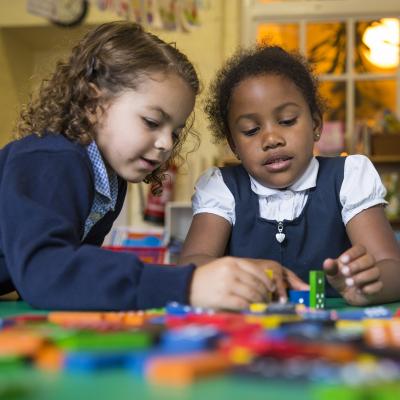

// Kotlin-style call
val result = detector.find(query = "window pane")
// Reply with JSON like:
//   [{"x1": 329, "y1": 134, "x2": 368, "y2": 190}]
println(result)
[
  {"x1": 355, "y1": 19, "x2": 399, "y2": 74},
  {"x1": 256, "y1": 23, "x2": 299, "y2": 51},
  {"x1": 355, "y1": 80, "x2": 396, "y2": 121},
  {"x1": 320, "y1": 81, "x2": 346, "y2": 122},
  {"x1": 315, "y1": 81, "x2": 346, "y2": 156},
  {"x1": 307, "y1": 22, "x2": 346, "y2": 75}
]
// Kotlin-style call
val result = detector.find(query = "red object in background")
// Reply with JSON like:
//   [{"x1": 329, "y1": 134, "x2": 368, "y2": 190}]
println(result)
[{"x1": 143, "y1": 165, "x2": 176, "y2": 225}]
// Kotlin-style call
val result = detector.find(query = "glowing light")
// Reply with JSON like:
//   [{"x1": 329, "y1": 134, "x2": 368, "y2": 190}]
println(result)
[{"x1": 362, "y1": 19, "x2": 399, "y2": 69}]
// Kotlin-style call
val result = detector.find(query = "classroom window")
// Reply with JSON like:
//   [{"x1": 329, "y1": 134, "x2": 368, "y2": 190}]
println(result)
[{"x1": 242, "y1": 0, "x2": 400, "y2": 153}]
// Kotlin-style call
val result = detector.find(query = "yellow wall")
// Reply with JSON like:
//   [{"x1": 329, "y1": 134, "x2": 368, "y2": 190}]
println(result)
[
  {"x1": 0, "y1": 27, "x2": 33, "y2": 145},
  {"x1": 0, "y1": 0, "x2": 240, "y2": 225},
  {"x1": 0, "y1": 2, "x2": 120, "y2": 145}
]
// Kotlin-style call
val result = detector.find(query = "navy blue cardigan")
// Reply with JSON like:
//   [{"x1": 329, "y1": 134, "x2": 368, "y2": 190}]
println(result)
[{"x1": 0, "y1": 134, "x2": 195, "y2": 310}]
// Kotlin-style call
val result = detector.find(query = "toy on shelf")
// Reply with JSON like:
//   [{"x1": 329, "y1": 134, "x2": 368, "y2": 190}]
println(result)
[{"x1": 104, "y1": 227, "x2": 166, "y2": 264}]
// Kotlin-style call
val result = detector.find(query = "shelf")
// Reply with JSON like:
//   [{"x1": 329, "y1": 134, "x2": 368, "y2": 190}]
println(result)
[{"x1": 370, "y1": 156, "x2": 400, "y2": 163}]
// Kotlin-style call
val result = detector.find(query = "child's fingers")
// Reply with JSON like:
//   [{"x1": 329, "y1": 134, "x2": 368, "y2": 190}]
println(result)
[
  {"x1": 235, "y1": 271, "x2": 271, "y2": 301},
  {"x1": 273, "y1": 276, "x2": 288, "y2": 303},
  {"x1": 285, "y1": 269, "x2": 309, "y2": 291},
  {"x1": 338, "y1": 244, "x2": 367, "y2": 265},
  {"x1": 349, "y1": 267, "x2": 380, "y2": 288},
  {"x1": 359, "y1": 280, "x2": 384, "y2": 295},
  {"x1": 342, "y1": 254, "x2": 375, "y2": 277},
  {"x1": 236, "y1": 259, "x2": 276, "y2": 292},
  {"x1": 323, "y1": 258, "x2": 348, "y2": 293},
  {"x1": 230, "y1": 280, "x2": 265, "y2": 304},
  {"x1": 265, "y1": 267, "x2": 289, "y2": 302},
  {"x1": 322, "y1": 258, "x2": 340, "y2": 276}
]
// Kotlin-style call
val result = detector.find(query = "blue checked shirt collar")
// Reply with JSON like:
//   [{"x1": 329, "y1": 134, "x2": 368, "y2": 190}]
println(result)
[
  {"x1": 86, "y1": 141, "x2": 118, "y2": 204},
  {"x1": 83, "y1": 141, "x2": 119, "y2": 240}
]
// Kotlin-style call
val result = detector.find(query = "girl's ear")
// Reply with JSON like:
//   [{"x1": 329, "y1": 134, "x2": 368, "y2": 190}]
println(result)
[
  {"x1": 312, "y1": 115, "x2": 323, "y2": 142},
  {"x1": 86, "y1": 83, "x2": 102, "y2": 124}
]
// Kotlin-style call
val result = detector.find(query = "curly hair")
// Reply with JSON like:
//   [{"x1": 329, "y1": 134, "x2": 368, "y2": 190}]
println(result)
[
  {"x1": 16, "y1": 21, "x2": 200, "y2": 194},
  {"x1": 205, "y1": 44, "x2": 325, "y2": 143}
]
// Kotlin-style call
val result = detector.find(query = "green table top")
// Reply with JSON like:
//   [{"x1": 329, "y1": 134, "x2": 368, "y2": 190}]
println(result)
[{"x1": 1, "y1": 299, "x2": 399, "y2": 400}]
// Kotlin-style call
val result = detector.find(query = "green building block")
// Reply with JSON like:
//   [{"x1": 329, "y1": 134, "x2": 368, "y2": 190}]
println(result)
[
  {"x1": 56, "y1": 330, "x2": 152, "y2": 351},
  {"x1": 309, "y1": 270, "x2": 325, "y2": 309}
]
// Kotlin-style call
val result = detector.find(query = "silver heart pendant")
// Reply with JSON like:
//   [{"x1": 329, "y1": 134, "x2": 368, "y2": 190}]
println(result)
[{"x1": 275, "y1": 233, "x2": 285, "y2": 243}]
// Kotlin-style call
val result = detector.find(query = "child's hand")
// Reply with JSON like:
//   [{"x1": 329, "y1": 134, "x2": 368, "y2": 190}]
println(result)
[
  {"x1": 241, "y1": 258, "x2": 309, "y2": 303},
  {"x1": 189, "y1": 257, "x2": 307, "y2": 309},
  {"x1": 323, "y1": 244, "x2": 383, "y2": 306},
  {"x1": 189, "y1": 257, "x2": 275, "y2": 309}
]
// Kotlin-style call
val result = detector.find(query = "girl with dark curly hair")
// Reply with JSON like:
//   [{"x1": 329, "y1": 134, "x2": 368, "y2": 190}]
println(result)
[
  {"x1": 180, "y1": 45, "x2": 400, "y2": 306},
  {"x1": 0, "y1": 22, "x2": 278, "y2": 311}
]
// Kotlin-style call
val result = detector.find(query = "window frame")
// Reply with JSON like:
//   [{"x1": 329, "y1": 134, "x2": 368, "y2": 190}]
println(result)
[{"x1": 241, "y1": 0, "x2": 400, "y2": 148}]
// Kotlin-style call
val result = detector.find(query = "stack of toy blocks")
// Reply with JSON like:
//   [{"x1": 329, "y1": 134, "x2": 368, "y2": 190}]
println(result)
[{"x1": 289, "y1": 270, "x2": 325, "y2": 309}]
